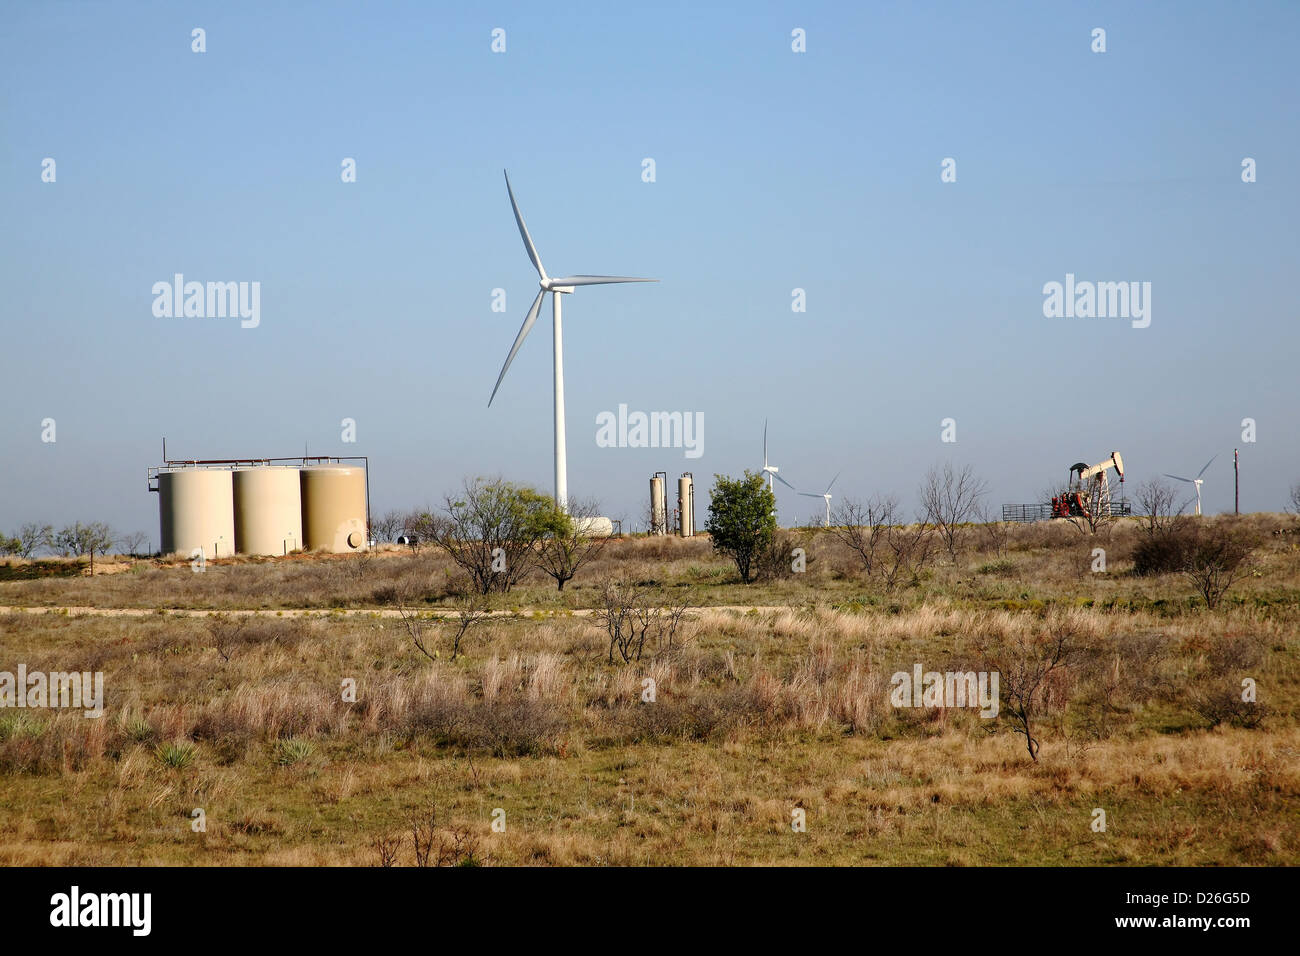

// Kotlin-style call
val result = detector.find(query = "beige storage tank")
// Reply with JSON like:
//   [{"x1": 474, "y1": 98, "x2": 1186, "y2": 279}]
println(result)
[
  {"x1": 158, "y1": 468, "x2": 236, "y2": 559},
  {"x1": 300, "y1": 465, "x2": 368, "y2": 552},
  {"x1": 576, "y1": 516, "x2": 614, "y2": 538},
  {"x1": 233, "y1": 466, "x2": 303, "y2": 555},
  {"x1": 678, "y1": 474, "x2": 695, "y2": 537},
  {"x1": 649, "y1": 474, "x2": 666, "y2": 535}
]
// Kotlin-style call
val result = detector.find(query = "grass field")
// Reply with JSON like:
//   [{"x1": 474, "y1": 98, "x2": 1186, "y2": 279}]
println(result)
[{"x1": 0, "y1": 514, "x2": 1296, "y2": 865}]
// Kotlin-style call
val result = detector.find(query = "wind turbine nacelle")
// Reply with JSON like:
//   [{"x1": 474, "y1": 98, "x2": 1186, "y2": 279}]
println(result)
[{"x1": 540, "y1": 279, "x2": 574, "y2": 293}]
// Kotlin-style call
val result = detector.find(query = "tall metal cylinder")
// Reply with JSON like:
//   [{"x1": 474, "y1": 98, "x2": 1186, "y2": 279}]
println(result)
[
  {"x1": 678, "y1": 473, "x2": 694, "y2": 537},
  {"x1": 649, "y1": 474, "x2": 666, "y2": 535}
]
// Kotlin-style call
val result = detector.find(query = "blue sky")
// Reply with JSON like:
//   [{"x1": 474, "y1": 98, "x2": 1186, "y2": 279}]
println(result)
[{"x1": 2, "y1": 0, "x2": 1297, "y2": 541}]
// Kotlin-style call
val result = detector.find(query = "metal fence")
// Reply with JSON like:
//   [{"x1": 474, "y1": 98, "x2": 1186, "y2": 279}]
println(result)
[{"x1": 1001, "y1": 501, "x2": 1133, "y2": 523}]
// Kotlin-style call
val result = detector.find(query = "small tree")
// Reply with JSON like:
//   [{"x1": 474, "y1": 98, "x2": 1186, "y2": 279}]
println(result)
[
  {"x1": 1289, "y1": 482, "x2": 1300, "y2": 516},
  {"x1": 829, "y1": 495, "x2": 897, "y2": 575},
  {"x1": 881, "y1": 515, "x2": 936, "y2": 591},
  {"x1": 53, "y1": 521, "x2": 115, "y2": 573},
  {"x1": 1135, "y1": 478, "x2": 1179, "y2": 536},
  {"x1": 918, "y1": 463, "x2": 987, "y2": 560},
  {"x1": 12, "y1": 523, "x2": 52, "y2": 559},
  {"x1": 980, "y1": 624, "x2": 1086, "y2": 762},
  {"x1": 417, "y1": 477, "x2": 557, "y2": 594},
  {"x1": 119, "y1": 531, "x2": 149, "y2": 557},
  {"x1": 370, "y1": 509, "x2": 408, "y2": 544},
  {"x1": 705, "y1": 471, "x2": 776, "y2": 584},
  {"x1": 534, "y1": 497, "x2": 610, "y2": 591},
  {"x1": 1182, "y1": 524, "x2": 1255, "y2": 610}
]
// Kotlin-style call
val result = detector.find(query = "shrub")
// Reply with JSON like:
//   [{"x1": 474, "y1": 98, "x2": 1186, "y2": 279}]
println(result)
[
  {"x1": 1133, "y1": 520, "x2": 1196, "y2": 576},
  {"x1": 705, "y1": 471, "x2": 776, "y2": 584},
  {"x1": 1182, "y1": 524, "x2": 1256, "y2": 610},
  {"x1": 155, "y1": 740, "x2": 196, "y2": 770}
]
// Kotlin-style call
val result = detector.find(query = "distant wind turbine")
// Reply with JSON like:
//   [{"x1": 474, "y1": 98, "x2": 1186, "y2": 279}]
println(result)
[
  {"x1": 761, "y1": 420, "x2": 796, "y2": 493},
  {"x1": 489, "y1": 171, "x2": 657, "y2": 509},
  {"x1": 1164, "y1": 455, "x2": 1218, "y2": 516},
  {"x1": 799, "y1": 473, "x2": 840, "y2": 527}
]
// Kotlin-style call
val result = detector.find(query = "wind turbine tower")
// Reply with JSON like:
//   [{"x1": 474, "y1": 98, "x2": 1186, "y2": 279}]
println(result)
[{"x1": 489, "y1": 171, "x2": 657, "y2": 509}]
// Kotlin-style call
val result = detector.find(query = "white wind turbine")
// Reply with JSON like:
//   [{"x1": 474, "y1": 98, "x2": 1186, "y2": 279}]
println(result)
[
  {"x1": 1164, "y1": 454, "x2": 1218, "y2": 516},
  {"x1": 761, "y1": 420, "x2": 796, "y2": 493},
  {"x1": 799, "y1": 473, "x2": 840, "y2": 527},
  {"x1": 489, "y1": 171, "x2": 657, "y2": 509}
]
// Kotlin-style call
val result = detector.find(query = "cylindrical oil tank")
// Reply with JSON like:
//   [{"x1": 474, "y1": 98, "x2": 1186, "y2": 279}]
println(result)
[
  {"x1": 649, "y1": 475, "x2": 666, "y2": 535},
  {"x1": 233, "y1": 466, "x2": 303, "y2": 555},
  {"x1": 300, "y1": 465, "x2": 368, "y2": 552},
  {"x1": 158, "y1": 469, "x2": 236, "y2": 559},
  {"x1": 576, "y1": 516, "x2": 614, "y2": 538},
  {"x1": 678, "y1": 474, "x2": 694, "y2": 537}
]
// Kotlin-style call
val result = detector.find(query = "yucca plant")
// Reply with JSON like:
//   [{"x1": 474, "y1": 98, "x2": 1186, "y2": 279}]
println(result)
[
  {"x1": 274, "y1": 737, "x2": 314, "y2": 766},
  {"x1": 155, "y1": 740, "x2": 196, "y2": 770}
]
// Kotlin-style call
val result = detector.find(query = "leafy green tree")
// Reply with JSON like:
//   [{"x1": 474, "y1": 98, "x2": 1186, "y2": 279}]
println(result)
[
  {"x1": 705, "y1": 471, "x2": 776, "y2": 584},
  {"x1": 412, "y1": 477, "x2": 557, "y2": 594}
]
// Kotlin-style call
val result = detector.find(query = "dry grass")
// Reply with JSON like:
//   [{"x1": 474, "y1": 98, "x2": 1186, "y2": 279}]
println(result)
[{"x1": 0, "y1": 515, "x2": 1296, "y2": 865}]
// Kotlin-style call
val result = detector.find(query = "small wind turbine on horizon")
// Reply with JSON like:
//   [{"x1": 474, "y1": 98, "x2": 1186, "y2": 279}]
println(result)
[
  {"x1": 799, "y1": 473, "x2": 840, "y2": 527},
  {"x1": 488, "y1": 171, "x2": 657, "y2": 510},
  {"x1": 761, "y1": 420, "x2": 796, "y2": 493},
  {"x1": 1164, "y1": 455, "x2": 1218, "y2": 516}
]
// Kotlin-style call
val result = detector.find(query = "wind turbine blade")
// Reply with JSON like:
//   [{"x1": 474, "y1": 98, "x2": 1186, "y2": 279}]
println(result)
[
  {"x1": 488, "y1": 289, "x2": 547, "y2": 406},
  {"x1": 824, "y1": 472, "x2": 841, "y2": 495},
  {"x1": 1164, "y1": 474, "x2": 1193, "y2": 483},
  {"x1": 1197, "y1": 454, "x2": 1218, "y2": 479},
  {"x1": 773, "y1": 473, "x2": 797, "y2": 491},
  {"x1": 1176, "y1": 495, "x2": 1196, "y2": 515},
  {"x1": 503, "y1": 170, "x2": 547, "y2": 281},
  {"x1": 546, "y1": 275, "x2": 658, "y2": 286},
  {"x1": 798, "y1": 492, "x2": 822, "y2": 498}
]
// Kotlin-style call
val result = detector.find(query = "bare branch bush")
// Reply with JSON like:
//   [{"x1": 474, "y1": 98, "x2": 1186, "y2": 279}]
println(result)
[
  {"x1": 595, "y1": 579, "x2": 692, "y2": 663},
  {"x1": 881, "y1": 516, "x2": 936, "y2": 591},
  {"x1": 1135, "y1": 478, "x2": 1180, "y2": 536},
  {"x1": 1182, "y1": 523, "x2": 1256, "y2": 610},
  {"x1": 534, "y1": 497, "x2": 610, "y2": 591},
  {"x1": 918, "y1": 463, "x2": 988, "y2": 561},
  {"x1": 975, "y1": 502, "x2": 1013, "y2": 557},
  {"x1": 828, "y1": 495, "x2": 897, "y2": 574},
  {"x1": 206, "y1": 613, "x2": 249, "y2": 663},
  {"x1": 979, "y1": 623, "x2": 1091, "y2": 762}
]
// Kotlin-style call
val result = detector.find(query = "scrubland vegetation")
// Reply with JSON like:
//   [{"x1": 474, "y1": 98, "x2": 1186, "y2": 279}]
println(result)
[{"x1": 0, "y1": 509, "x2": 1296, "y2": 865}]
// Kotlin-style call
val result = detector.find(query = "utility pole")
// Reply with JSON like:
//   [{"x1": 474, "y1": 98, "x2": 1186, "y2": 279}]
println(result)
[{"x1": 1234, "y1": 448, "x2": 1239, "y2": 515}]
